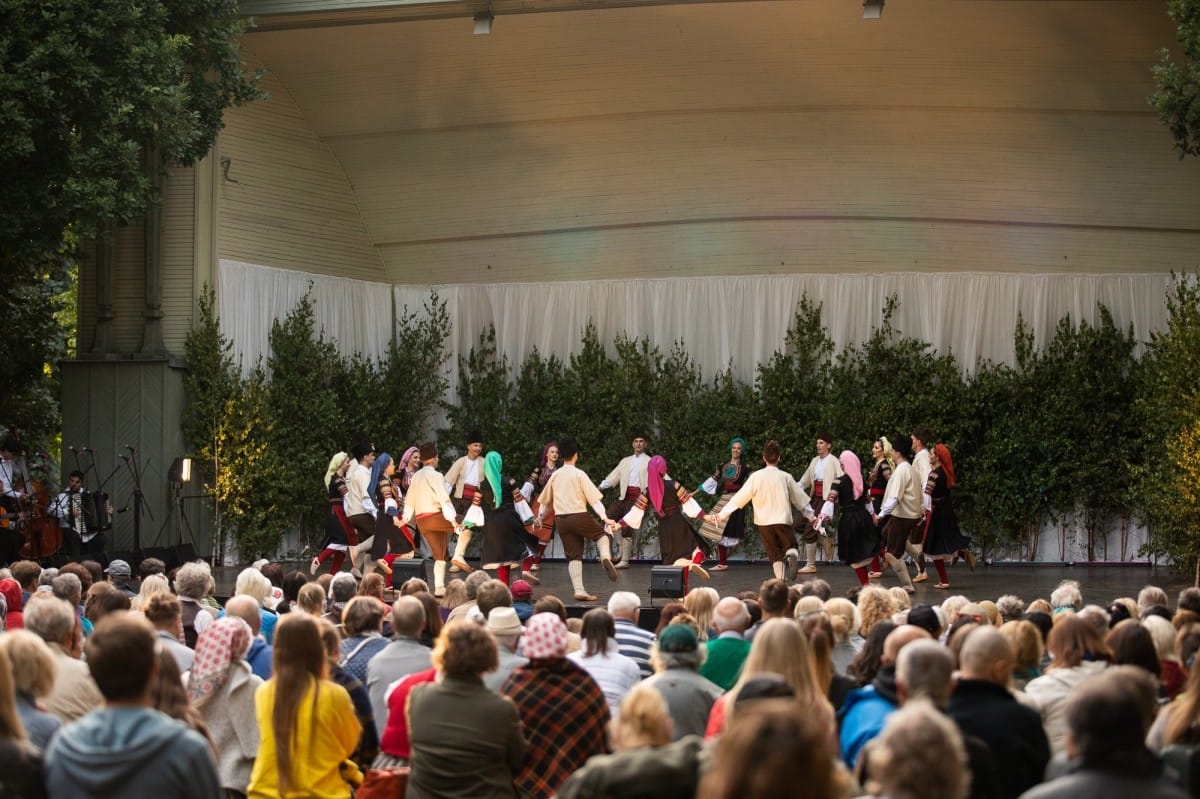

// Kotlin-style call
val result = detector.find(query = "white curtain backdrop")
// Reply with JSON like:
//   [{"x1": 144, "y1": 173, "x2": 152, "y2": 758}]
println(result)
[
  {"x1": 218, "y1": 260, "x2": 393, "y2": 373},
  {"x1": 218, "y1": 261, "x2": 1173, "y2": 393}
]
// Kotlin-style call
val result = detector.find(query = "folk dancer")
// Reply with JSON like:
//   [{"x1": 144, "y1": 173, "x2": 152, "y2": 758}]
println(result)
[
  {"x1": 922, "y1": 443, "x2": 973, "y2": 589},
  {"x1": 345, "y1": 441, "x2": 377, "y2": 577},
  {"x1": 464, "y1": 451, "x2": 539, "y2": 585},
  {"x1": 445, "y1": 430, "x2": 484, "y2": 573},
  {"x1": 811, "y1": 451, "x2": 880, "y2": 586},
  {"x1": 695, "y1": 437, "x2": 750, "y2": 571},
  {"x1": 714, "y1": 440, "x2": 815, "y2": 582},
  {"x1": 536, "y1": 437, "x2": 620, "y2": 603},
  {"x1": 598, "y1": 432, "x2": 651, "y2": 569},
  {"x1": 401, "y1": 442, "x2": 460, "y2": 598},
  {"x1": 520, "y1": 441, "x2": 560, "y2": 573},
  {"x1": 870, "y1": 434, "x2": 921, "y2": 593},
  {"x1": 621, "y1": 454, "x2": 710, "y2": 578},
  {"x1": 909, "y1": 426, "x2": 935, "y2": 580},
  {"x1": 796, "y1": 431, "x2": 843, "y2": 573}
]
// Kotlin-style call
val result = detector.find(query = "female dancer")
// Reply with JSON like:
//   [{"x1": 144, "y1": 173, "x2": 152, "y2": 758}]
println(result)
[
  {"x1": 521, "y1": 441, "x2": 559, "y2": 572},
  {"x1": 312, "y1": 453, "x2": 357, "y2": 575},
  {"x1": 369, "y1": 453, "x2": 415, "y2": 576},
  {"x1": 468, "y1": 451, "x2": 538, "y2": 585},
  {"x1": 922, "y1": 443, "x2": 972, "y2": 589},
  {"x1": 696, "y1": 437, "x2": 750, "y2": 570},
  {"x1": 625, "y1": 454, "x2": 709, "y2": 579},
  {"x1": 864, "y1": 437, "x2": 895, "y2": 578},
  {"x1": 813, "y1": 450, "x2": 880, "y2": 586}
]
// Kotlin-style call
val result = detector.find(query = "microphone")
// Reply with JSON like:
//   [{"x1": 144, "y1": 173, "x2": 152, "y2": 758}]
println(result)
[{"x1": 68, "y1": 445, "x2": 76, "y2": 452}]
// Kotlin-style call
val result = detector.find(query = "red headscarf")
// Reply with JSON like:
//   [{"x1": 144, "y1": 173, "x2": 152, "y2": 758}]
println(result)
[
  {"x1": 934, "y1": 443, "x2": 956, "y2": 488},
  {"x1": 647, "y1": 455, "x2": 668, "y2": 515}
]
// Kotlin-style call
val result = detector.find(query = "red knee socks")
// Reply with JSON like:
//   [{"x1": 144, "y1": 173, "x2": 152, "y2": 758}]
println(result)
[
  {"x1": 934, "y1": 559, "x2": 949, "y2": 583},
  {"x1": 854, "y1": 566, "x2": 870, "y2": 585}
]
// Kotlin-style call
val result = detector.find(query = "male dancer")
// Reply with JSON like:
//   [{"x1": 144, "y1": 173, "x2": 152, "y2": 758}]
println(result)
[
  {"x1": 536, "y1": 437, "x2": 620, "y2": 602},
  {"x1": 715, "y1": 440, "x2": 815, "y2": 582},
  {"x1": 598, "y1": 432, "x2": 650, "y2": 570},
  {"x1": 910, "y1": 426, "x2": 934, "y2": 580},
  {"x1": 401, "y1": 441, "x2": 460, "y2": 597},
  {"x1": 445, "y1": 430, "x2": 484, "y2": 572},
  {"x1": 797, "y1": 431, "x2": 844, "y2": 573},
  {"x1": 871, "y1": 435, "x2": 921, "y2": 592},
  {"x1": 346, "y1": 440, "x2": 377, "y2": 576}
]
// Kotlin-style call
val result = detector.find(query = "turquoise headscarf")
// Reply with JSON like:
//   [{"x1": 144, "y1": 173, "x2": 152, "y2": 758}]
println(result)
[{"x1": 484, "y1": 451, "x2": 504, "y2": 508}]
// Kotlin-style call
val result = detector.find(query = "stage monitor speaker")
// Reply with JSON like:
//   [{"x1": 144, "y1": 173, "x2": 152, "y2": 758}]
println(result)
[
  {"x1": 649, "y1": 565, "x2": 688, "y2": 600},
  {"x1": 140, "y1": 546, "x2": 176, "y2": 572},
  {"x1": 172, "y1": 543, "x2": 199, "y2": 566},
  {"x1": 390, "y1": 558, "x2": 429, "y2": 590}
]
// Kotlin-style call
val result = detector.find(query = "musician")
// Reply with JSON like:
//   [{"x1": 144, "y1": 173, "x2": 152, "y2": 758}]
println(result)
[
  {"x1": 0, "y1": 438, "x2": 28, "y2": 565},
  {"x1": 50, "y1": 471, "x2": 109, "y2": 560}
]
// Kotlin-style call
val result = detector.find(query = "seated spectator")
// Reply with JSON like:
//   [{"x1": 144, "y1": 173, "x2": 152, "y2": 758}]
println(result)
[
  {"x1": 483, "y1": 607, "x2": 527, "y2": 692},
  {"x1": 103, "y1": 559, "x2": 137, "y2": 598},
  {"x1": 1144, "y1": 615, "x2": 1188, "y2": 700},
  {"x1": 144, "y1": 592, "x2": 194, "y2": 673},
  {"x1": 501, "y1": 612, "x2": 609, "y2": 799},
  {"x1": 643, "y1": 622, "x2": 723, "y2": 741},
  {"x1": 232, "y1": 567, "x2": 279, "y2": 644},
  {"x1": 225, "y1": 594, "x2": 273, "y2": 681},
  {"x1": 1025, "y1": 613, "x2": 1112, "y2": 756},
  {"x1": 0, "y1": 644, "x2": 47, "y2": 799},
  {"x1": 999, "y1": 619, "x2": 1044, "y2": 691},
  {"x1": 699, "y1": 698, "x2": 843, "y2": 799},
  {"x1": 511, "y1": 579, "x2": 536, "y2": 622},
  {"x1": 22, "y1": 594, "x2": 101, "y2": 722},
  {"x1": 319, "y1": 619, "x2": 379, "y2": 767},
  {"x1": 859, "y1": 699, "x2": 969, "y2": 799},
  {"x1": 569, "y1": 609, "x2": 641, "y2": 718},
  {"x1": 407, "y1": 620, "x2": 526, "y2": 799},
  {"x1": 187, "y1": 616, "x2": 262, "y2": 796},
  {"x1": 366, "y1": 595, "x2": 432, "y2": 726},
  {"x1": 296, "y1": 582, "x2": 326, "y2": 617},
  {"x1": 0, "y1": 630, "x2": 61, "y2": 751},
  {"x1": 247, "y1": 613, "x2": 361, "y2": 798},
  {"x1": 174, "y1": 561, "x2": 215, "y2": 648},
  {"x1": 0, "y1": 578, "x2": 23, "y2": 630},
  {"x1": 699, "y1": 596, "x2": 752, "y2": 690},
  {"x1": 45, "y1": 614, "x2": 221, "y2": 798},
  {"x1": 338, "y1": 596, "x2": 388, "y2": 684},
  {"x1": 130, "y1": 573, "x2": 169, "y2": 613},
  {"x1": 1024, "y1": 667, "x2": 1188, "y2": 799},
  {"x1": 609, "y1": 591, "x2": 656, "y2": 678}
]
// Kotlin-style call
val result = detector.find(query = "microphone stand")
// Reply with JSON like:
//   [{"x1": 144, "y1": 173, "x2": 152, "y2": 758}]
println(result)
[{"x1": 119, "y1": 448, "x2": 153, "y2": 553}]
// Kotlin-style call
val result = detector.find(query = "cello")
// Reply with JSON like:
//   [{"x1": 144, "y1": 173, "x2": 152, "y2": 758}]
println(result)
[{"x1": 17, "y1": 478, "x2": 62, "y2": 561}]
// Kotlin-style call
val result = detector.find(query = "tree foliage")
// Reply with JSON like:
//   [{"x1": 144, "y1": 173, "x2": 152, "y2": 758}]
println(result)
[{"x1": 1152, "y1": 0, "x2": 1200, "y2": 158}]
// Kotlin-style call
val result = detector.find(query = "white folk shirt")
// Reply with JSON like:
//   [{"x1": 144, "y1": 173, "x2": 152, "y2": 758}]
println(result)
[
  {"x1": 599, "y1": 454, "x2": 650, "y2": 494},
  {"x1": 444, "y1": 456, "x2": 481, "y2": 498},
  {"x1": 0, "y1": 457, "x2": 23, "y2": 499},
  {"x1": 878, "y1": 461, "x2": 922, "y2": 520},
  {"x1": 345, "y1": 460, "x2": 373, "y2": 517},
  {"x1": 537, "y1": 464, "x2": 606, "y2": 518},
  {"x1": 798, "y1": 453, "x2": 844, "y2": 500},
  {"x1": 719, "y1": 465, "x2": 812, "y2": 526},
  {"x1": 912, "y1": 448, "x2": 933, "y2": 511},
  {"x1": 402, "y1": 466, "x2": 455, "y2": 523}
]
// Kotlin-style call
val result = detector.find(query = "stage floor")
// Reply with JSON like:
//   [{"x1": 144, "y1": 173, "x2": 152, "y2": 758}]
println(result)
[{"x1": 216, "y1": 559, "x2": 1194, "y2": 610}]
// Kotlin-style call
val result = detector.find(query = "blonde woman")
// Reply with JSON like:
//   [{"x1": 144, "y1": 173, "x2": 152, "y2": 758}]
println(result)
[
  {"x1": 130, "y1": 574, "x2": 170, "y2": 612},
  {"x1": 0, "y1": 630, "x2": 59, "y2": 751},
  {"x1": 0, "y1": 645, "x2": 46, "y2": 796},
  {"x1": 824, "y1": 597, "x2": 863, "y2": 676},
  {"x1": 856, "y1": 585, "x2": 897, "y2": 639},
  {"x1": 705, "y1": 618, "x2": 834, "y2": 742},
  {"x1": 683, "y1": 586, "x2": 719, "y2": 641},
  {"x1": 248, "y1": 613, "x2": 361, "y2": 798}
]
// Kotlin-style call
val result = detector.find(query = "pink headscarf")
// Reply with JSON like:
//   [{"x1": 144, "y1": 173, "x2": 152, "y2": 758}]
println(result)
[
  {"x1": 647, "y1": 455, "x2": 668, "y2": 515},
  {"x1": 840, "y1": 450, "x2": 864, "y2": 501},
  {"x1": 187, "y1": 616, "x2": 253, "y2": 706},
  {"x1": 523, "y1": 612, "x2": 568, "y2": 660}
]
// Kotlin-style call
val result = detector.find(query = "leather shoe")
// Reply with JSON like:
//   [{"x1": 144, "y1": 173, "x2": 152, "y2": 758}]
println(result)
[
  {"x1": 601, "y1": 558, "x2": 618, "y2": 582},
  {"x1": 574, "y1": 592, "x2": 598, "y2": 602}
]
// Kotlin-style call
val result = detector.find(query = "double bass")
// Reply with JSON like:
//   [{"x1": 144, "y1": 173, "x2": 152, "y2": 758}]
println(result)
[{"x1": 16, "y1": 477, "x2": 62, "y2": 561}]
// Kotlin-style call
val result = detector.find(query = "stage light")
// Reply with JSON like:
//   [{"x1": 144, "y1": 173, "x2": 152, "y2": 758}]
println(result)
[
  {"x1": 863, "y1": 0, "x2": 884, "y2": 19},
  {"x1": 473, "y1": 10, "x2": 493, "y2": 35},
  {"x1": 169, "y1": 456, "x2": 192, "y2": 484}
]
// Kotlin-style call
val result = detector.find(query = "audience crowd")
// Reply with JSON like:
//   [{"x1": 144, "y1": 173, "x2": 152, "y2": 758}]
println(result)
[{"x1": 1, "y1": 557, "x2": 1199, "y2": 799}]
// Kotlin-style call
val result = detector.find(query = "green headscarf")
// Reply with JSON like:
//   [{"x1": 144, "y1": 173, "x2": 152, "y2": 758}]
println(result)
[{"x1": 484, "y1": 451, "x2": 504, "y2": 508}]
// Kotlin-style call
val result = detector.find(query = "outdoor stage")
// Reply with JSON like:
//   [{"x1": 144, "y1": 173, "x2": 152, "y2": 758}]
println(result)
[{"x1": 215, "y1": 560, "x2": 1195, "y2": 614}]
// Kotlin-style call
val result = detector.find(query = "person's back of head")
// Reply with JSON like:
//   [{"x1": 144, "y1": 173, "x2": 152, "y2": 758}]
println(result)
[
  {"x1": 341, "y1": 596, "x2": 384, "y2": 638},
  {"x1": 174, "y1": 561, "x2": 212, "y2": 600},
  {"x1": 1050, "y1": 580, "x2": 1082, "y2": 612},
  {"x1": 391, "y1": 595, "x2": 426, "y2": 639},
  {"x1": 896, "y1": 638, "x2": 953, "y2": 707},
  {"x1": 142, "y1": 592, "x2": 182, "y2": 632},
  {"x1": 882, "y1": 624, "x2": 931, "y2": 666},
  {"x1": 957, "y1": 626, "x2": 1013, "y2": 684},
  {"x1": 1066, "y1": 666, "x2": 1160, "y2": 770},
  {"x1": 51, "y1": 572, "x2": 83, "y2": 607},
  {"x1": 758, "y1": 579, "x2": 789, "y2": 617},
  {"x1": 86, "y1": 614, "x2": 157, "y2": 703},
  {"x1": 225, "y1": 594, "x2": 263, "y2": 637},
  {"x1": 1178, "y1": 587, "x2": 1200, "y2": 617},
  {"x1": 464, "y1": 570, "x2": 490, "y2": 601},
  {"x1": 995, "y1": 594, "x2": 1026, "y2": 623},
  {"x1": 713, "y1": 596, "x2": 750, "y2": 633},
  {"x1": 23, "y1": 594, "x2": 76, "y2": 648},
  {"x1": 698, "y1": 698, "x2": 836, "y2": 799},
  {"x1": 607, "y1": 591, "x2": 641, "y2": 622},
  {"x1": 869, "y1": 699, "x2": 969, "y2": 799},
  {"x1": 762, "y1": 440, "x2": 781, "y2": 465},
  {"x1": 613, "y1": 682, "x2": 672, "y2": 750},
  {"x1": 1137, "y1": 585, "x2": 1169, "y2": 617},
  {"x1": 297, "y1": 583, "x2": 326, "y2": 616},
  {"x1": 797, "y1": 579, "x2": 832, "y2": 602},
  {"x1": 10, "y1": 560, "x2": 41, "y2": 593},
  {"x1": 329, "y1": 572, "x2": 358, "y2": 604},
  {"x1": 475, "y1": 579, "x2": 513, "y2": 619}
]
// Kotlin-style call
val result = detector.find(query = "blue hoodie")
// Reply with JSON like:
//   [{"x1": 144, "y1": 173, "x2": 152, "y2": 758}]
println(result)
[{"x1": 46, "y1": 706, "x2": 220, "y2": 799}]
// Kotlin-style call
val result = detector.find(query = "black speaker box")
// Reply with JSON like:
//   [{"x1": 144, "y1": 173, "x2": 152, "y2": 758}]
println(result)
[
  {"x1": 390, "y1": 558, "x2": 429, "y2": 589},
  {"x1": 140, "y1": 546, "x2": 176, "y2": 571},
  {"x1": 649, "y1": 565, "x2": 688, "y2": 599}
]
